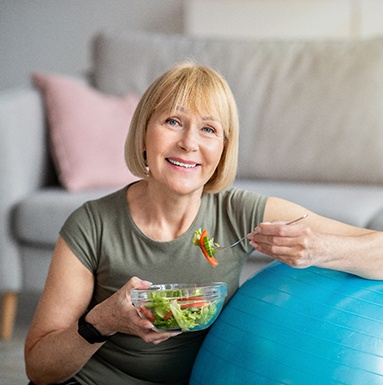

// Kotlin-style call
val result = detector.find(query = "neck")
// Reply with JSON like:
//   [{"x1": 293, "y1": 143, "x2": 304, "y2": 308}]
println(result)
[{"x1": 127, "y1": 180, "x2": 203, "y2": 242}]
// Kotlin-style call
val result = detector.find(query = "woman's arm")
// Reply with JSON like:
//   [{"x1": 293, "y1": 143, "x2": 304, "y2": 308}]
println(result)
[
  {"x1": 25, "y1": 236, "x2": 99, "y2": 383},
  {"x1": 25, "y1": 237, "x2": 175, "y2": 384},
  {"x1": 248, "y1": 197, "x2": 383, "y2": 279}
]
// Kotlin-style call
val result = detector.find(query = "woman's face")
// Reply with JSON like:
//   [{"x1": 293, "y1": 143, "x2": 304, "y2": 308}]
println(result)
[{"x1": 144, "y1": 105, "x2": 225, "y2": 196}]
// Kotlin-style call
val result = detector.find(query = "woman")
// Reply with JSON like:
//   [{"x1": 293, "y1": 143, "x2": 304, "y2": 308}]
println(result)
[{"x1": 25, "y1": 63, "x2": 383, "y2": 385}]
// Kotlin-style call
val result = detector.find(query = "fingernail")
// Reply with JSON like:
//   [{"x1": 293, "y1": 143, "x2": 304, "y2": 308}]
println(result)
[
  {"x1": 170, "y1": 332, "x2": 182, "y2": 337},
  {"x1": 141, "y1": 280, "x2": 153, "y2": 286}
]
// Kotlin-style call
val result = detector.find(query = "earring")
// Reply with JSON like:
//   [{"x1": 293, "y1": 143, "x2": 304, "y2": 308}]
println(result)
[{"x1": 143, "y1": 151, "x2": 149, "y2": 176}]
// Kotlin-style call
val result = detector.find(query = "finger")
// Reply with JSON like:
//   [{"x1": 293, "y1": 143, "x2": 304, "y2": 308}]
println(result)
[
  {"x1": 141, "y1": 329, "x2": 181, "y2": 344},
  {"x1": 254, "y1": 223, "x2": 309, "y2": 241},
  {"x1": 262, "y1": 223, "x2": 304, "y2": 236},
  {"x1": 152, "y1": 331, "x2": 182, "y2": 344},
  {"x1": 248, "y1": 223, "x2": 283, "y2": 238},
  {"x1": 264, "y1": 234, "x2": 295, "y2": 247},
  {"x1": 249, "y1": 233, "x2": 295, "y2": 252},
  {"x1": 128, "y1": 276, "x2": 153, "y2": 291},
  {"x1": 138, "y1": 317, "x2": 155, "y2": 330},
  {"x1": 126, "y1": 277, "x2": 153, "y2": 303},
  {"x1": 254, "y1": 240, "x2": 305, "y2": 259}
]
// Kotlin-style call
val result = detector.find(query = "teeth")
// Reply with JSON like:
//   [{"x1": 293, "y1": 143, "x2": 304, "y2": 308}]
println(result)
[{"x1": 168, "y1": 159, "x2": 197, "y2": 168}]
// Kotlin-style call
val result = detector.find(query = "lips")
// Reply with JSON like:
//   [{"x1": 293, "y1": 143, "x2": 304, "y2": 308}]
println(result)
[{"x1": 166, "y1": 158, "x2": 199, "y2": 169}]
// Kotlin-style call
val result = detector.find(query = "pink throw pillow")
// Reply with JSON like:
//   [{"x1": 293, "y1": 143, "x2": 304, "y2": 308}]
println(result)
[{"x1": 32, "y1": 72, "x2": 140, "y2": 191}]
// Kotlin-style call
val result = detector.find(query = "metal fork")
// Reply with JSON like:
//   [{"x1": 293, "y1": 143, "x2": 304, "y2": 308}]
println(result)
[{"x1": 215, "y1": 213, "x2": 308, "y2": 252}]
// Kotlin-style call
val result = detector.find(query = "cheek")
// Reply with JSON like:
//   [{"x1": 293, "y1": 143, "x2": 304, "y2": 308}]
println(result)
[
  {"x1": 145, "y1": 129, "x2": 165, "y2": 154},
  {"x1": 207, "y1": 142, "x2": 225, "y2": 166}
]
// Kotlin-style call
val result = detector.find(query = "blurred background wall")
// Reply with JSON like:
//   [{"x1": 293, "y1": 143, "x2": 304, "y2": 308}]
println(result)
[
  {"x1": 1, "y1": 0, "x2": 383, "y2": 90},
  {"x1": 0, "y1": 0, "x2": 184, "y2": 89},
  {"x1": 185, "y1": 0, "x2": 383, "y2": 39}
]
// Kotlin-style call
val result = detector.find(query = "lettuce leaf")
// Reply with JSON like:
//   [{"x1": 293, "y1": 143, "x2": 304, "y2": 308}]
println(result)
[
  {"x1": 144, "y1": 290, "x2": 218, "y2": 331},
  {"x1": 169, "y1": 300, "x2": 217, "y2": 331}
]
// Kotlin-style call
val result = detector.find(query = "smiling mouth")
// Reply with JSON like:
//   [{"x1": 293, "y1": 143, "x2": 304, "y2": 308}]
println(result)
[{"x1": 166, "y1": 158, "x2": 198, "y2": 169}]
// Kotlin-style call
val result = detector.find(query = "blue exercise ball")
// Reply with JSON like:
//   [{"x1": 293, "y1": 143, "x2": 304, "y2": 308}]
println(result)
[{"x1": 190, "y1": 261, "x2": 383, "y2": 385}]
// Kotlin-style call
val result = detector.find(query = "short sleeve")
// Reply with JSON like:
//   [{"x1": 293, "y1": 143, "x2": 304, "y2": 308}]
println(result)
[{"x1": 59, "y1": 203, "x2": 100, "y2": 272}]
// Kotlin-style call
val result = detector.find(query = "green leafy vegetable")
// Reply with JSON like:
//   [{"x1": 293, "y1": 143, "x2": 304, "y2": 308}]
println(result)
[
  {"x1": 169, "y1": 300, "x2": 217, "y2": 331},
  {"x1": 139, "y1": 289, "x2": 220, "y2": 332}
]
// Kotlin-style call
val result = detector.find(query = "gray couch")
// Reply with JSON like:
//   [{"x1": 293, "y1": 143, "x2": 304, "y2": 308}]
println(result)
[{"x1": 2, "y1": 31, "x2": 383, "y2": 339}]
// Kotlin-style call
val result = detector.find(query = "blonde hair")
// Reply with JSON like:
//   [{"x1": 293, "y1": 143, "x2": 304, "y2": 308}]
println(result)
[{"x1": 125, "y1": 62, "x2": 239, "y2": 193}]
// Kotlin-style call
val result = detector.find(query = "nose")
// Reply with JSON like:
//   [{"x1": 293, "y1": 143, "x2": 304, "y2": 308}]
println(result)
[{"x1": 177, "y1": 126, "x2": 198, "y2": 152}]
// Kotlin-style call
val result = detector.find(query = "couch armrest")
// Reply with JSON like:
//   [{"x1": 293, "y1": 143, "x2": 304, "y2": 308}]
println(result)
[{"x1": 0, "y1": 86, "x2": 53, "y2": 291}]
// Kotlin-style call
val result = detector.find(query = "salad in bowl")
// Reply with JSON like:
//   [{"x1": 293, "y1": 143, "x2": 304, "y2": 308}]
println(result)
[{"x1": 131, "y1": 282, "x2": 228, "y2": 332}]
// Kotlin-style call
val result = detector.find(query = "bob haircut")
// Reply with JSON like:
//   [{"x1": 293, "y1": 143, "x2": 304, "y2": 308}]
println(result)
[{"x1": 125, "y1": 62, "x2": 239, "y2": 193}]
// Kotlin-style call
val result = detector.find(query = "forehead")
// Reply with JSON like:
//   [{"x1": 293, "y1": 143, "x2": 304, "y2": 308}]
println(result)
[{"x1": 163, "y1": 100, "x2": 226, "y2": 124}]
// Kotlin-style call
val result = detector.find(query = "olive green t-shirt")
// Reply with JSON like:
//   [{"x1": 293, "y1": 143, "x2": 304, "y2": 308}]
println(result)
[{"x1": 60, "y1": 185, "x2": 267, "y2": 385}]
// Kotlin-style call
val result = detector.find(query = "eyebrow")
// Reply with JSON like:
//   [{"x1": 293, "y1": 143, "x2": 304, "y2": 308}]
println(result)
[
  {"x1": 174, "y1": 106, "x2": 219, "y2": 122},
  {"x1": 202, "y1": 115, "x2": 218, "y2": 122}
]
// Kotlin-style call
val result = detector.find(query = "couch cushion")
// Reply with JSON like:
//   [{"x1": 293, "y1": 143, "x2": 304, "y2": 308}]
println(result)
[
  {"x1": 233, "y1": 179, "x2": 383, "y2": 230},
  {"x1": 13, "y1": 188, "x2": 115, "y2": 246},
  {"x1": 32, "y1": 73, "x2": 140, "y2": 191},
  {"x1": 92, "y1": 32, "x2": 383, "y2": 185}
]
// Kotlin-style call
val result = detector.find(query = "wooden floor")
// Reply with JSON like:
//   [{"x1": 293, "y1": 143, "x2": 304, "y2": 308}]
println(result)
[{"x1": 0, "y1": 292, "x2": 39, "y2": 385}]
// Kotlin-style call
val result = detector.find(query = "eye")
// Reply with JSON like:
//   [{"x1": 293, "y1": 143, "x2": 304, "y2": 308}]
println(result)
[
  {"x1": 202, "y1": 126, "x2": 216, "y2": 135},
  {"x1": 165, "y1": 118, "x2": 180, "y2": 127}
]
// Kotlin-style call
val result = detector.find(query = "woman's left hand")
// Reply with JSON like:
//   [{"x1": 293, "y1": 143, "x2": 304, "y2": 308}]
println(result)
[
  {"x1": 248, "y1": 220, "x2": 321, "y2": 268},
  {"x1": 251, "y1": 197, "x2": 383, "y2": 279}
]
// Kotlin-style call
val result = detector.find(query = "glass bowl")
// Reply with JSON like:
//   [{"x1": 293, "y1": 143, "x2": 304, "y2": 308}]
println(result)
[{"x1": 131, "y1": 282, "x2": 228, "y2": 332}]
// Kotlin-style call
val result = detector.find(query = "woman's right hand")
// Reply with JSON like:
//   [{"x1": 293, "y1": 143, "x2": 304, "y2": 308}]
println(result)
[
  {"x1": 85, "y1": 276, "x2": 181, "y2": 344},
  {"x1": 25, "y1": 240, "x2": 178, "y2": 384}
]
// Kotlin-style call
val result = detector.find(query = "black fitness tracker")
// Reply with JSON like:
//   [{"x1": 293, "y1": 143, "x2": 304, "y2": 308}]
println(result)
[{"x1": 78, "y1": 311, "x2": 110, "y2": 344}]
